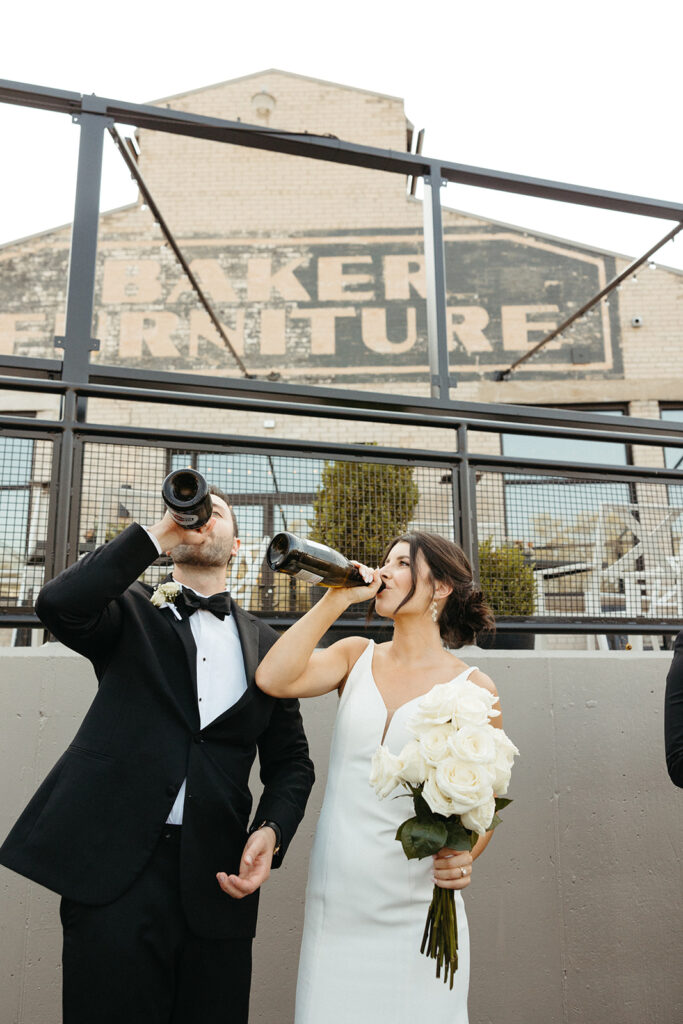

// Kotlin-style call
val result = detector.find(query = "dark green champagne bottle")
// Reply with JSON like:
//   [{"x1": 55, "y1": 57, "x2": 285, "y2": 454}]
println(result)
[
  {"x1": 161, "y1": 469, "x2": 213, "y2": 530},
  {"x1": 266, "y1": 532, "x2": 369, "y2": 587}
]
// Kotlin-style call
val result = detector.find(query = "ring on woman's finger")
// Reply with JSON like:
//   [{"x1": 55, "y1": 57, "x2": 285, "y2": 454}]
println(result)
[{"x1": 460, "y1": 866, "x2": 468, "y2": 877}]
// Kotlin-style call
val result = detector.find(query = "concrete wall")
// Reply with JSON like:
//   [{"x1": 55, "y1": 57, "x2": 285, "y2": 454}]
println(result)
[{"x1": 0, "y1": 646, "x2": 681, "y2": 1023}]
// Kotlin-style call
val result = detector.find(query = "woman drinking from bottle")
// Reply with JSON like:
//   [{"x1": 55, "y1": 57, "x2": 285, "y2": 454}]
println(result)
[{"x1": 255, "y1": 531, "x2": 501, "y2": 1024}]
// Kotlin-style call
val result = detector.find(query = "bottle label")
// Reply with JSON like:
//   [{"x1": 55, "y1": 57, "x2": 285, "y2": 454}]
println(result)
[
  {"x1": 170, "y1": 510, "x2": 201, "y2": 527},
  {"x1": 293, "y1": 569, "x2": 325, "y2": 584}
]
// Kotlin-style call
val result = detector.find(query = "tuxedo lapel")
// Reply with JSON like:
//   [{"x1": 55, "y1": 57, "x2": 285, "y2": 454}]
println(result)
[
  {"x1": 166, "y1": 609, "x2": 199, "y2": 710},
  {"x1": 231, "y1": 603, "x2": 260, "y2": 685}
]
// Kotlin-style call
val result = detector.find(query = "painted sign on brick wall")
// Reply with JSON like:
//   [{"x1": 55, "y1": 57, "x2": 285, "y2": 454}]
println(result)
[{"x1": 0, "y1": 224, "x2": 621, "y2": 381}]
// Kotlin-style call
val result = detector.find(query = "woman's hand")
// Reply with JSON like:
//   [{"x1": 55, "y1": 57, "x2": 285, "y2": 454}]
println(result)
[
  {"x1": 256, "y1": 564, "x2": 381, "y2": 700},
  {"x1": 432, "y1": 847, "x2": 473, "y2": 890},
  {"x1": 323, "y1": 563, "x2": 382, "y2": 608}
]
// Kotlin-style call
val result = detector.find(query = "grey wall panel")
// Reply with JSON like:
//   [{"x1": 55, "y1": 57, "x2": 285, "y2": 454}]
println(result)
[{"x1": 0, "y1": 647, "x2": 681, "y2": 1024}]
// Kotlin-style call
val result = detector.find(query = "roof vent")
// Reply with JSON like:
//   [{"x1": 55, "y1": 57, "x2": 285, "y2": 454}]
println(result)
[{"x1": 252, "y1": 92, "x2": 276, "y2": 122}]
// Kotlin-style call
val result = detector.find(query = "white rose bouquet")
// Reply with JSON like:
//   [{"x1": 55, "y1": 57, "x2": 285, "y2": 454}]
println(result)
[{"x1": 370, "y1": 675, "x2": 519, "y2": 989}]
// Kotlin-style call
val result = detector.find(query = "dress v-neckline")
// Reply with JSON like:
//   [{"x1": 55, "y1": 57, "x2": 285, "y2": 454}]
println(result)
[{"x1": 365, "y1": 640, "x2": 475, "y2": 745}]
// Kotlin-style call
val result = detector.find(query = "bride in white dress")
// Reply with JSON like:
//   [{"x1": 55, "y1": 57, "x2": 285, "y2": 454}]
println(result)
[{"x1": 256, "y1": 531, "x2": 503, "y2": 1024}]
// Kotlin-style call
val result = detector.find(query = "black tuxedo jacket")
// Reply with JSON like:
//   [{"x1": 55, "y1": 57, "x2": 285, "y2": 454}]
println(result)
[
  {"x1": 665, "y1": 630, "x2": 683, "y2": 788},
  {"x1": 0, "y1": 524, "x2": 315, "y2": 939}
]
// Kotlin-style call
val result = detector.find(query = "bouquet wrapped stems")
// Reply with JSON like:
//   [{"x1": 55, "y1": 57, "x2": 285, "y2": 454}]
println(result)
[
  {"x1": 422, "y1": 883, "x2": 458, "y2": 989},
  {"x1": 394, "y1": 784, "x2": 512, "y2": 986}
]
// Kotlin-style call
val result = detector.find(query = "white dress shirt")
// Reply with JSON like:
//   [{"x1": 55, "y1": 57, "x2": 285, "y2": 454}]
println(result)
[{"x1": 143, "y1": 529, "x2": 247, "y2": 825}]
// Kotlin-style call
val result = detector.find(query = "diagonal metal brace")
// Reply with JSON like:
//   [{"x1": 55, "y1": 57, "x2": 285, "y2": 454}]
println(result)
[{"x1": 107, "y1": 125, "x2": 254, "y2": 379}]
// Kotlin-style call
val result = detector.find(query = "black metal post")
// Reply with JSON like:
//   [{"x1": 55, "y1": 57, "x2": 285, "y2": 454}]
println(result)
[
  {"x1": 456, "y1": 424, "x2": 477, "y2": 572},
  {"x1": 52, "y1": 102, "x2": 110, "y2": 572},
  {"x1": 422, "y1": 164, "x2": 451, "y2": 401}
]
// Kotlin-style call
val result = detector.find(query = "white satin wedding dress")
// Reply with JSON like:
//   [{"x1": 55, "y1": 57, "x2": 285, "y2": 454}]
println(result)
[{"x1": 295, "y1": 640, "x2": 471, "y2": 1023}]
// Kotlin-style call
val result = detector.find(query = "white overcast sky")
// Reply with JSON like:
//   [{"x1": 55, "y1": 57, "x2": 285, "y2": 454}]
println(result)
[{"x1": 1, "y1": 0, "x2": 682, "y2": 270}]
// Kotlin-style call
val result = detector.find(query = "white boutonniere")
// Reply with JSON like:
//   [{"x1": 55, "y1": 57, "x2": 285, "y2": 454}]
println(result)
[{"x1": 150, "y1": 580, "x2": 182, "y2": 608}]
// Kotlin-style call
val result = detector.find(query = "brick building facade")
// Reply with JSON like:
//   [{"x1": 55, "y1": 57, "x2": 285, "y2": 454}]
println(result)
[{"x1": 1, "y1": 70, "x2": 682, "y2": 644}]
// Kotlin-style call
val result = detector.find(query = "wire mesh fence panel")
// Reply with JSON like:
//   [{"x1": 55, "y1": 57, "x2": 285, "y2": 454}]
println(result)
[
  {"x1": 77, "y1": 442, "x2": 170, "y2": 582},
  {"x1": 0, "y1": 435, "x2": 54, "y2": 620},
  {"x1": 170, "y1": 450, "x2": 454, "y2": 615},
  {"x1": 76, "y1": 442, "x2": 454, "y2": 616},
  {"x1": 475, "y1": 468, "x2": 683, "y2": 622}
]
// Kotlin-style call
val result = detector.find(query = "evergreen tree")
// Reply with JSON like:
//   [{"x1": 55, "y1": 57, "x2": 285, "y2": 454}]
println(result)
[{"x1": 310, "y1": 457, "x2": 420, "y2": 568}]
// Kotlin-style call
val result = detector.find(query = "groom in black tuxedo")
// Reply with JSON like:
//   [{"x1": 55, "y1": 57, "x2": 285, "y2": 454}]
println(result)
[{"x1": 0, "y1": 487, "x2": 315, "y2": 1024}]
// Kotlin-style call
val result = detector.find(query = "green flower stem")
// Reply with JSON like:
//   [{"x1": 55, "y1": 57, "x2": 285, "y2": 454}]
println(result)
[{"x1": 420, "y1": 884, "x2": 458, "y2": 987}]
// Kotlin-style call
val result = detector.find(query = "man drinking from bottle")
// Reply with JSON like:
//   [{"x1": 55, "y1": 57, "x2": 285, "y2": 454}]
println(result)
[{"x1": 0, "y1": 485, "x2": 314, "y2": 1024}]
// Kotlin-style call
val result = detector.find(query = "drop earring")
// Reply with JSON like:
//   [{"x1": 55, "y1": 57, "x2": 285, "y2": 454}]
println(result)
[{"x1": 430, "y1": 599, "x2": 438, "y2": 623}]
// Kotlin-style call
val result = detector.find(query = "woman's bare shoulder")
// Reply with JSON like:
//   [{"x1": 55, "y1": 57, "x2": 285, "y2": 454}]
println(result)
[
  {"x1": 467, "y1": 666, "x2": 498, "y2": 698},
  {"x1": 338, "y1": 634, "x2": 371, "y2": 664},
  {"x1": 333, "y1": 635, "x2": 372, "y2": 695}
]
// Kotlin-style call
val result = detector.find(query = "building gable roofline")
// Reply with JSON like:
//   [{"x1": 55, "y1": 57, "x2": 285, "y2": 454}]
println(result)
[{"x1": 147, "y1": 68, "x2": 405, "y2": 108}]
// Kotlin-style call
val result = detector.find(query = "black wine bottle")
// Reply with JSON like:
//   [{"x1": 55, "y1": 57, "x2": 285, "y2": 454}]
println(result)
[
  {"x1": 266, "y1": 532, "x2": 369, "y2": 588},
  {"x1": 161, "y1": 469, "x2": 213, "y2": 530}
]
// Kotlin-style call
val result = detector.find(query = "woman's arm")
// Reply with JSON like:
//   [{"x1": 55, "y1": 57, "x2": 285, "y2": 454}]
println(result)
[{"x1": 255, "y1": 570, "x2": 382, "y2": 699}]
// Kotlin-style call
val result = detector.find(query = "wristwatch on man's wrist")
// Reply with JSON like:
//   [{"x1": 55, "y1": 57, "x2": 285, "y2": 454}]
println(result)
[{"x1": 251, "y1": 819, "x2": 281, "y2": 855}]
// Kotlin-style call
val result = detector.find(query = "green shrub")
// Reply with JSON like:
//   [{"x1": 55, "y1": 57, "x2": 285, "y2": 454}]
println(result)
[
  {"x1": 310, "y1": 458, "x2": 420, "y2": 568},
  {"x1": 478, "y1": 538, "x2": 535, "y2": 616}
]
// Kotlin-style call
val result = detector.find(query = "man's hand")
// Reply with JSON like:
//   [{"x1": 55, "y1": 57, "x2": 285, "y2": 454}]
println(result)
[
  {"x1": 216, "y1": 827, "x2": 277, "y2": 899},
  {"x1": 148, "y1": 509, "x2": 215, "y2": 555}
]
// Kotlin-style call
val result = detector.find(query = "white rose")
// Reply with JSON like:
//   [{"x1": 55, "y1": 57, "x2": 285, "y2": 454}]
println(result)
[
  {"x1": 369, "y1": 746, "x2": 403, "y2": 799},
  {"x1": 490, "y1": 729, "x2": 519, "y2": 795},
  {"x1": 493, "y1": 729, "x2": 520, "y2": 764},
  {"x1": 407, "y1": 683, "x2": 457, "y2": 733},
  {"x1": 397, "y1": 740, "x2": 428, "y2": 787},
  {"x1": 491, "y1": 763, "x2": 512, "y2": 796},
  {"x1": 435, "y1": 757, "x2": 493, "y2": 813},
  {"x1": 150, "y1": 588, "x2": 166, "y2": 607},
  {"x1": 448, "y1": 723, "x2": 497, "y2": 765},
  {"x1": 461, "y1": 795, "x2": 496, "y2": 836},
  {"x1": 422, "y1": 769, "x2": 458, "y2": 817},
  {"x1": 451, "y1": 680, "x2": 498, "y2": 728},
  {"x1": 418, "y1": 725, "x2": 454, "y2": 767}
]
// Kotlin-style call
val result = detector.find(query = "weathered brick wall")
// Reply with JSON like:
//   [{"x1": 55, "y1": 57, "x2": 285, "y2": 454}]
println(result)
[
  {"x1": 2, "y1": 70, "x2": 683, "y2": 648},
  {"x1": 3, "y1": 67, "x2": 681, "y2": 403}
]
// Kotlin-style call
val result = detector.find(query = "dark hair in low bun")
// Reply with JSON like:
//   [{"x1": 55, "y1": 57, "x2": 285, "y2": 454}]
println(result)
[{"x1": 370, "y1": 531, "x2": 495, "y2": 648}]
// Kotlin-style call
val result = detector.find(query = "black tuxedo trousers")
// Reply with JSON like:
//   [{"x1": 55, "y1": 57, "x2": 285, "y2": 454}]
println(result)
[{"x1": 60, "y1": 826, "x2": 252, "y2": 1024}]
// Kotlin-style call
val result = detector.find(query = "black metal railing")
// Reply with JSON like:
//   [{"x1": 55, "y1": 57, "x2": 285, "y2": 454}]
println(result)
[
  {"x1": 2, "y1": 375, "x2": 683, "y2": 639},
  {"x1": 2, "y1": 78, "x2": 683, "y2": 640}
]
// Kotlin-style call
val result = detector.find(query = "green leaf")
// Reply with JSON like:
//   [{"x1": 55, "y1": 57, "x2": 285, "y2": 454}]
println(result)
[
  {"x1": 396, "y1": 817, "x2": 448, "y2": 860},
  {"x1": 443, "y1": 817, "x2": 474, "y2": 852},
  {"x1": 487, "y1": 812, "x2": 504, "y2": 831},
  {"x1": 494, "y1": 797, "x2": 513, "y2": 813},
  {"x1": 413, "y1": 790, "x2": 433, "y2": 823}
]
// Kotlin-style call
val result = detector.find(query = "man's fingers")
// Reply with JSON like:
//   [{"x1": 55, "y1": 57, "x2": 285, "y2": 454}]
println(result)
[
  {"x1": 216, "y1": 835, "x2": 272, "y2": 899},
  {"x1": 216, "y1": 871, "x2": 258, "y2": 899}
]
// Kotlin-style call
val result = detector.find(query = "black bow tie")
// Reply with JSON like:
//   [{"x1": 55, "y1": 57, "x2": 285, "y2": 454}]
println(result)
[{"x1": 177, "y1": 589, "x2": 231, "y2": 620}]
